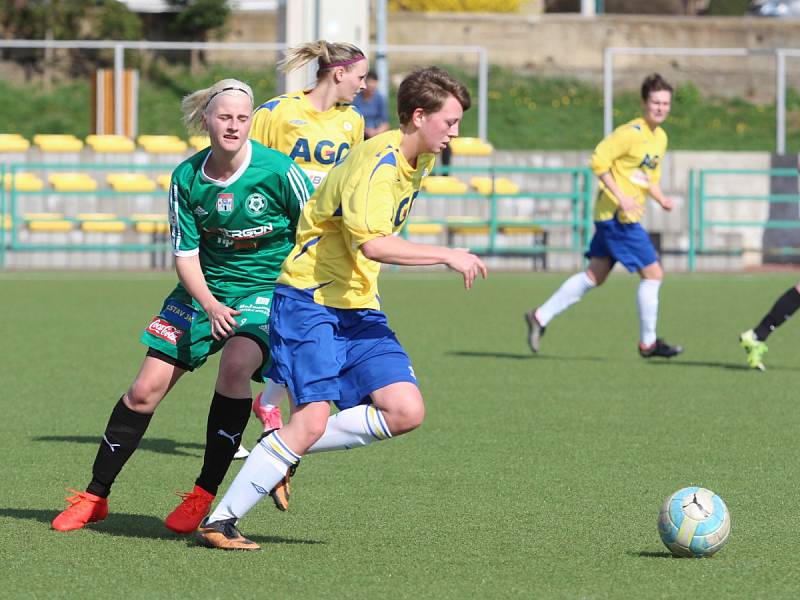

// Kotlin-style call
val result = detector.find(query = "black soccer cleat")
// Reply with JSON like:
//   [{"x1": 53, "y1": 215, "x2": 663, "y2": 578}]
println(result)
[{"x1": 639, "y1": 338, "x2": 683, "y2": 358}]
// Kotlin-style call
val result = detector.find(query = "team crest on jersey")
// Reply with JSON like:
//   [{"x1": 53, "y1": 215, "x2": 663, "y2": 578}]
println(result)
[
  {"x1": 217, "y1": 193, "x2": 234, "y2": 214},
  {"x1": 246, "y1": 193, "x2": 266, "y2": 215}
]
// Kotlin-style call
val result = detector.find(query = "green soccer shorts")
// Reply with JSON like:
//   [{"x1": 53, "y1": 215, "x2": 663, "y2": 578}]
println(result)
[{"x1": 139, "y1": 284, "x2": 274, "y2": 381}]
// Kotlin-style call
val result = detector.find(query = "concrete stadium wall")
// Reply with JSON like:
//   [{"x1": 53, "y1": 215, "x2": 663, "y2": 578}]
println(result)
[{"x1": 222, "y1": 12, "x2": 800, "y2": 100}]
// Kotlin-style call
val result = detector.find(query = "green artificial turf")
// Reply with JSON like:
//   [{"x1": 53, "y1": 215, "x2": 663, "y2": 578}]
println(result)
[{"x1": 1, "y1": 271, "x2": 799, "y2": 598}]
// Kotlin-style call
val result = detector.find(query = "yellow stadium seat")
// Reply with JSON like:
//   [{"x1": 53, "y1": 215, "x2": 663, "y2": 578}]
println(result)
[
  {"x1": 499, "y1": 220, "x2": 544, "y2": 235},
  {"x1": 156, "y1": 174, "x2": 171, "y2": 191},
  {"x1": 78, "y1": 213, "x2": 127, "y2": 233},
  {"x1": 33, "y1": 134, "x2": 84, "y2": 153},
  {"x1": 106, "y1": 173, "x2": 157, "y2": 192},
  {"x1": 3, "y1": 214, "x2": 11, "y2": 230},
  {"x1": 132, "y1": 212, "x2": 169, "y2": 234},
  {"x1": 24, "y1": 212, "x2": 73, "y2": 232},
  {"x1": 449, "y1": 137, "x2": 493, "y2": 156},
  {"x1": 421, "y1": 176, "x2": 468, "y2": 194},
  {"x1": 188, "y1": 135, "x2": 210, "y2": 152},
  {"x1": 2, "y1": 172, "x2": 44, "y2": 191},
  {"x1": 0, "y1": 134, "x2": 30, "y2": 152},
  {"x1": 85, "y1": 134, "x2": 135, "y2": 153},
  {"x1": 406, "y1": 222, "x2": 444, "y2": 235},
  {"x1": 137, "y1": 135, "x2": 188, "y2": 154},
  {"x1": 469, "y1": 176, "x2": 520, "y2": 195},
  {"x1": 445, "y1": 216, "x2": 490, "y2": 235},
  {"x1": 48, "y1": 173, "x2": 98, "y2": 192}
]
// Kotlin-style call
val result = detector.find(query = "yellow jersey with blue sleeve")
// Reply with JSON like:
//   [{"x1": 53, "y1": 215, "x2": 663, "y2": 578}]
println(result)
[
  {"x1": 590, "y1": 117, "x2": 667, "y2": 224},
  {"x1": 277, "y1": 129, "x2": 435, "y2": 310},
  {"x1": 250, "y1": 89, "x2": 365, "y2": 189}
]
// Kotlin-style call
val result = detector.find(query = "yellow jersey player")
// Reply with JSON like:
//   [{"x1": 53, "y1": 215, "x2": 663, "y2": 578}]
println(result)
[
  {"x1": 525, "y1": 73, "x2": 683, "y2": 359},
  {"x1": 250, "y1": 40, "x2": 366, "y2": 190},
  {"x1": 196, "y1": 67, "x2": 487, "y2": 551},
  {"x1": 246, "y1": 42, "x2": 368, "y2": 506}
]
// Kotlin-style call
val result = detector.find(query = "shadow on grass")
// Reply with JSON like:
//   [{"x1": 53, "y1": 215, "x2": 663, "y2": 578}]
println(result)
[
  {"x1": 448, "y1": 350, "x2": 607, "y2": 362},
  {"x1": 643, "y1": 359, "x2": 756, "y2": 371},
  {"x1": 33, "y1": 436, "x2": 204, "y2": 457},
  {"x1": 629, "y1": 550, "x2": 675, "y2": 559},
  {"x1": 0, "y1": 508, "x2": 325, "y2": 546}
]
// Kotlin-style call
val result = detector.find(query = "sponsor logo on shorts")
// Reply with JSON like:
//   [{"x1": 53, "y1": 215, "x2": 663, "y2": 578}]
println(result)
[
  {"x1": 160, "y1": 299, "x2": 197, "y2": 329},
  {"x1": 146, "y1": 317, "x2": 184, "y2": 345},
  {"x1": 408, "y1": 365, "x2": 416, "y2": 379},
  {"x1": 217, "y1": 193, "x2": 234, "y2": 214}
]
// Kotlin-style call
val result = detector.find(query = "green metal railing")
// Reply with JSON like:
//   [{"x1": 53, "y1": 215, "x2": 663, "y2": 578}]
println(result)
[
  {"x1": 403, "y1": 165, "x2": 594, "y2": 258},
  {"x1": 688, "y1": 167, "x2": 800, "y2": 271},
  {"x1": 1, "y1": 162, "x2": 170, "y2": 268}
]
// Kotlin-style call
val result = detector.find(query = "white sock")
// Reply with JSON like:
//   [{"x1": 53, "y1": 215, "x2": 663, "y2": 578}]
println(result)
[
  {"x1": 536, "y1": 272, "x2": 596, "y2": 326},
  {"x1": 307, "y1": 404, "x2": 392, "y2": 454},
  {"x1": 257, "y1": 379, "x2": 286, "y2": 411},
  {"x1": 637, "y1": 279, "x2": 661, "y2": 347},
  {"x1": 207, "y1": 431, "x2": 299, "y2": 523}
]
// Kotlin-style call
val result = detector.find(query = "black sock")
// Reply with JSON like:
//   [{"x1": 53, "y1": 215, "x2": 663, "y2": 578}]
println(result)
[
  {"x1": 87, "y1": 397, "x2": 153, "y2": 498},
  {"x1": 754, "y1": 286, "x2": 800, "y2": 341},
  {"x1": 195, "y1": 392, "x2": 252, "y2": 496}
]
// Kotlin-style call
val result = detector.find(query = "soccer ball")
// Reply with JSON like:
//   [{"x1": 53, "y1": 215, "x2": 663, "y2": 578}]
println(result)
[{"x1": 657, "y1": 486, "x2": 731, "y2": 557}]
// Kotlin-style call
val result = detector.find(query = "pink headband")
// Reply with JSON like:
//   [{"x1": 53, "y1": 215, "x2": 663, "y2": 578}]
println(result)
[{"x1": 320, "y1": 55, "x2": 365, "y2": 70}]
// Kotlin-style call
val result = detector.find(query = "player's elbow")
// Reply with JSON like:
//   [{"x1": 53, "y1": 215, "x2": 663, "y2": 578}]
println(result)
[{"x1": 360, "y1": 238, "x2": 385, "y2": 261}]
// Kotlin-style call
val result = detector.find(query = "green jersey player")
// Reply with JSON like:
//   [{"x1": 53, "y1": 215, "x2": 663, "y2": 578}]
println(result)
[{"x1": 51, "y1": 78, "x2": 314, "y2": 535}]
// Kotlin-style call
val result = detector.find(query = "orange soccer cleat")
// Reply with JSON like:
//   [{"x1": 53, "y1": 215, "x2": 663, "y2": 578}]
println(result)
[
  {"x1": 164, "y1": 485, "x2": 214, "y2": 534},
  {"x1": 51, "y1": 489, "x2": 109, "y2": 531}
]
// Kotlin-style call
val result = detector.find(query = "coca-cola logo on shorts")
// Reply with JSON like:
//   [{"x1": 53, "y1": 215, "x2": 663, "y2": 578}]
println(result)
[{"x1": 146, "y1": 317, "x2": 184, "y2": 345}]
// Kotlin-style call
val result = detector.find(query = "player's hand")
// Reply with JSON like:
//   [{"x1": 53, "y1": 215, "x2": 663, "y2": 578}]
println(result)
[
  {"x1": 205, "y1": 300, "x2": 241, "y2": 340},
  {"x1": 659, "y1": 196, "x2": 675, "y2": 212},
  {"x1": 447, "y1": 248, "x2": 488, "y2": 290},
  {"x1": 617, "y1": 194, "x2": 643, "y2": 219}
]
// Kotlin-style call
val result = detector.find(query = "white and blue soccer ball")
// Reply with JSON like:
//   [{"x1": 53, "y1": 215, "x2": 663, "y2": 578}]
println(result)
[{"x1": 657, "y1": 486, "x2": 731, "y2": 558}]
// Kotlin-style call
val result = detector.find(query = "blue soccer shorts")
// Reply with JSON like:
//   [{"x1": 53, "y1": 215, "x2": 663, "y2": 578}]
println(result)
[
  {"x1": 585, "y1": 218, "x2": 659, "y2": 272},
  {"x1": 264, "y1": 286, "x2": 418, "y2": 410}
]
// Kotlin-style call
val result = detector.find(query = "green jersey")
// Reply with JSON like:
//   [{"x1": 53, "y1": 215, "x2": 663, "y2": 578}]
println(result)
[{"x1": 168, "y1": 140, "x2": 314, "y2": 297}]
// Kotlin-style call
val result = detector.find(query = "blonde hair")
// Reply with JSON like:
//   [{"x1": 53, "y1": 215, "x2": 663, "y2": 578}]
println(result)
[
  {"x1": 278, "y1": 40, "x2": 365, "y2": 81},
  {"x1": 181, "y1": 78, "x2": 254, "y2": 134}
]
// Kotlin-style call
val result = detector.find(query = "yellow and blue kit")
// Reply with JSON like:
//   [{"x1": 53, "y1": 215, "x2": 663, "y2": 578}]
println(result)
[
  {"x1": 590, "y1": 117, "x2": 667, "y2": 224},
  {"x1": 250, "y1": 89, "x2": 365, "y2": 189},
  {"x1": 265, "y1": 129, "x2": 432, "y2": 406},
  {"x1": 276, "y1": 129, "x2": 436, "y2": 310},
  {"x1": 585, "y1": 117, "x2": 666, "y2": 271}
]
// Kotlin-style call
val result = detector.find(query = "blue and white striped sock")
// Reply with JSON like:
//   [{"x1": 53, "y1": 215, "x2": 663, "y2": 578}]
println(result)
[
  {"x1": 307, "y1": 404, "x2": 392, "y2": 454},
  {"x1": 207, "y1": 431, "x2": 299, "y2": 523}
]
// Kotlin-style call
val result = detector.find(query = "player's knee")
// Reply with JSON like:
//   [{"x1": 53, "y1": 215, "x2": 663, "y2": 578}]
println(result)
[
  {"x1": 125, "y1": 381, "x2": 164, "y2": 412},
  {"x1": 217, "y1": 352, "x2": 260, "y2": 390},
  {"x1": 390, "y1": 397, "x2": 425, "y2": 435}
]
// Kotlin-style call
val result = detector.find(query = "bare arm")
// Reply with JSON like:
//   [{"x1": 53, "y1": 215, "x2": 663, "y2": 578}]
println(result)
[
  {"x1": 175, "y1": 254, "x2": 240, "y2": 339},
  {"x1": 648, "y1": 181, "x2": 674, "y2": 211},
  {"x1": 361, "y1": 235, "x2": 487, "y2": 290}
]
